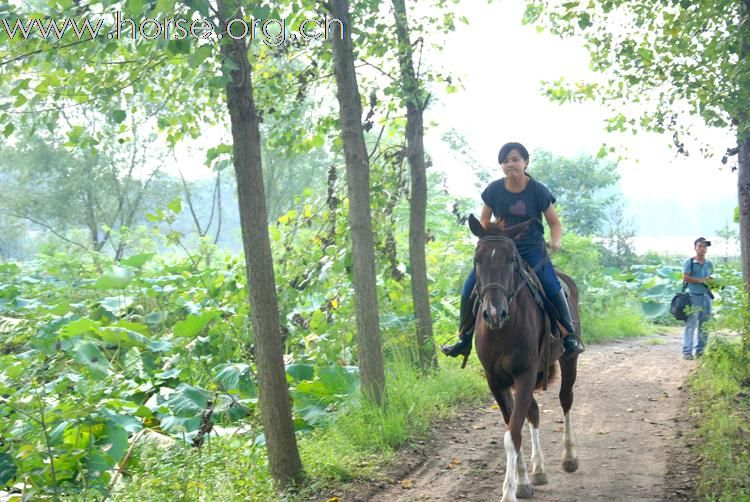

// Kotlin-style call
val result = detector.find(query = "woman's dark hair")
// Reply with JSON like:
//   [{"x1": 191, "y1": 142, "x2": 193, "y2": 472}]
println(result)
[{"x1": 498, "y1": 142, "x2": 530, "y2": 164}]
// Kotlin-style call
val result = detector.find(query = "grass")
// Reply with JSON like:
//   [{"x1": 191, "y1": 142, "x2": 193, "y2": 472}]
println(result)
[
  {"x1": 642, "y1": 337, "x2": 666, "y2": 345},
  {"x1": 581, "y1": 300, "x2": 651, "y2": 344},
  {"x1": 297, "y1": 355, "x2": 487, "y2": 489},
  {"x1": 111, "y1": 354, "x2": 488, "y2": 501},
  {"x1": 688, "y1": 336, "x2": 750, "y2": 501}
]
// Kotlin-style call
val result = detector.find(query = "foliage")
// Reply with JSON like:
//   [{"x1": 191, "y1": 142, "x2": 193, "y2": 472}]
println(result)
[
  {"x1": 524, "y1": 0, "x2": 750, "y2": 142},
  {"x1": 110, "y1": 354, "x2": 488, "y2": 501},
  {"x1": 0, "y1": 175, "x2": 479, "y2": 496},
  {"x1": 682, "y1": 260, "x2": 749, "y2": 500},
  {"x1": 600, "y1": 203, "x2": 638, "y2": 268},
  {"x1": 689, "y1": 337, "x2": 750, "y2": 500},
  {"x1": 552, "y1": 232, "x2": 650, "y2": 341},
  {"x1": 532, "y1": 150, "x2": 621, "y2": 236},
  {"x1": 0, "y1": 126, "x2": 179, "y2": 258}
]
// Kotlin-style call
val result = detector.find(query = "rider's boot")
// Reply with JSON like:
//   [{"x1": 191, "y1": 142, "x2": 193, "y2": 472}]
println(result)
[
  {"x1": 441, "y1": 293, "x2": 475, "y2": 368},
  {"x1": 550, "y1": 289, "x2": 585, "y2": 359}
]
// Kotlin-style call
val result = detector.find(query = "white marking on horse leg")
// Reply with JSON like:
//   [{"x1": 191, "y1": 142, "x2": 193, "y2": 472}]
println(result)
[
  {"x1": 562, "y1": 412, "x2": 579, "y2": 472},
  {"x1": 515, "y1": 449, "x2": 534, "y2": 498},
  {"x1": 501, "y1": 430, "x2": 518, "y2": 502},
  {"x1": 528, "y1": 423, "x2": 548, "y2": 485}
]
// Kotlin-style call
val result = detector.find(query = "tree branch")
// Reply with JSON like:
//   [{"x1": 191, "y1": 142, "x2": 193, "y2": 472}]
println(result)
[{"x1": 4, "y1": 211, "x2": 90, "y2": 252}]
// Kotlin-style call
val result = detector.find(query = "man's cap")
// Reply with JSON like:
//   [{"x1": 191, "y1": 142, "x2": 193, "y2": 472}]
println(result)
[{"x1": 694, "y1": 237, "x2": 711, "y2": 247}]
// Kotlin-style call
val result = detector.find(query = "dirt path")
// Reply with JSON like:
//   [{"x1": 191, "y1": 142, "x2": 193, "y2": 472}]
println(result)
[{"x1": 340, "y1": 331, "x2": 699, "y2": 502}]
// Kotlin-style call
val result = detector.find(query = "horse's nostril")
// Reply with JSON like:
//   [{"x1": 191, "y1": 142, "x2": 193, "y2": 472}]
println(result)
[{"x1": 483, "y1": 309, "x2": 491, "y2": 322}]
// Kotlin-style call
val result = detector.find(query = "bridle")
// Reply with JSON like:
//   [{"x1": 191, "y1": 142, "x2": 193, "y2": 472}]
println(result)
[
  {"x1": 476, "y1": 236, "x2": 523, "y2": 309},
  {"x1": 476, "y1": 235, "x2": 551, "y2": 311}
]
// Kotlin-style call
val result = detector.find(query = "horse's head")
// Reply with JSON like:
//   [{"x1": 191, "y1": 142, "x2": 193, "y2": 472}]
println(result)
[{"x1": 468, "y1": 214, "x2": 532, "y2": 330}]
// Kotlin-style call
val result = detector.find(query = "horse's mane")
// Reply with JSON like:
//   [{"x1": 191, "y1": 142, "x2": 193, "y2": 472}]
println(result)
[{"x1": 481, "y1": 219, "x2": 534, "y2": 240}]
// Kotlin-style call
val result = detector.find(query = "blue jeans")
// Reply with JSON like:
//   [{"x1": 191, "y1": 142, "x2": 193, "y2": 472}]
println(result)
[
  {"x1": 461, "y1": 245, "x2": 561, "y2": 305},
  {"x1": 683, "y1": 294, "x2": 711, "y2": 356}
]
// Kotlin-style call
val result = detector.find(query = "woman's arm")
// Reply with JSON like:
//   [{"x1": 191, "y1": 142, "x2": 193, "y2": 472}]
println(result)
[
  {"x1": 543, "y1": 205, "x2": 562, "y2": 251},
  {"x1": 480, "y1": 203, "x2": 494, "y2": 229}
]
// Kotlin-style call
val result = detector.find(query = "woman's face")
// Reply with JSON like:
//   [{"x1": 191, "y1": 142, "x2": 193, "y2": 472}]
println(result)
[{"x1": 501, "y1": 149, "x2": 529, "y2": 178}]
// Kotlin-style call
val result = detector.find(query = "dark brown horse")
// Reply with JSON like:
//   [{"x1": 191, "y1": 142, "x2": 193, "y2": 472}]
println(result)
[{"x1": 468, "y1": 214, "x2": 580, "y2": 502}]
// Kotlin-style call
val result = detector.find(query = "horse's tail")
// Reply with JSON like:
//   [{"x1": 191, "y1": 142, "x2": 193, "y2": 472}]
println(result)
[{"x1": 535, "y1": 361, "x2": 557, "y2": 390}]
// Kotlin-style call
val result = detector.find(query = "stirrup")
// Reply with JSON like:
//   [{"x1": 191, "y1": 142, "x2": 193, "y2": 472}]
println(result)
[
  {"x1": 562, "y1": 334, "x2": 585, "y2": 359},
  {"x1": 441, "y1": 334, "x2": 472, "y2": 369}
]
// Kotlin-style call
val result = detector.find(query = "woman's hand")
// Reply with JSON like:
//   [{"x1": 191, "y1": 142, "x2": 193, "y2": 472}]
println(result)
[{"x1": 549, "y1": 240, "x2": 561, "y2": 252}]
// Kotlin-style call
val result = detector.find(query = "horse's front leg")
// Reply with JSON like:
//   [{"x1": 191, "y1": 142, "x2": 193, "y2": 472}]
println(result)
[
  {"x1": 501, "y1": 370, "x2": 536, "y2": 502},
  {"x1": 527, "y1": 396, "x2": 548, "y2": 485}
]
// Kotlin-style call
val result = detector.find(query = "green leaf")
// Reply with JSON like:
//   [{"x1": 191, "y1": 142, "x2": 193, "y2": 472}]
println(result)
[
  {"x1": 98, "y1": 296, "x2": 134, "y2": 317},
  {"x1": 642, "y1": 283, "x2": 670, "y2": 297},
  {"x1": 286, "y1": 363, "x2": 315, "y2": 381},
  {"x1": 120, "y1": 253, "x2": 155, "y2": 268},
  {"x1": 166, "y1": 383, "x2": 211, "y2": 416},
  {"x1": 318, "y1": 365, "x2": 359, "y2": 396},
  {"x1": 112, "y1": 320, "x2": 150, "y2": 335},
  {"x1": 160, "y1": 415, "x2": 201, "y2": 435},
  {"x1": 145, "y1": 311, "x2": 167, "y2": 325},
  {"x1": 641, "y1": 301, "x2": 668, "y2": 319},
  {"x1": 173, "y1": 310, "x2": 219, "y2": 337},
  {"x1": 0, "y1": 451, "x2": 18, "y2": 486},
  {"x1": 309, "y1": 310, "x2": 327, "y2": 332},
  {"x1": 95, "y1": 266, "x2": 134, "y2": 289},
  {"x1": 2, "y1": 123, "x2": 13, "y2": 138},
  {"x1": 102, "y1": 410, "x2": 143, "y2": 434},
  {"x1": 167, "y1": 197, "x2": 182, "y2": 214},
  {"x1": 148, "y1": 339, "x2": 173, "y2": 352},
  {"x1": 126, "y1": 0, "x2": 145, "y2": 15},
  {"x1": 187, "y1": 45, "x2": 212, "y2": 67},
  {"x1": 111, "y1": 109, "x2": 126, "y2": 123},
  {"x1": 98, "y1": 327, "x2": 150, "y2": 348},
  {"x1": 101, "y1": 421, "x2": 129, "y2": 463},
  {"x1": 214, "y1": 363, "x2": 247, "y2": 391},
  {"x1": 72, "y1": 339, "x2": 110, "y2": 377},
  {"x1": 60, "y1": 317, "x2": 100, "y2": 338}
]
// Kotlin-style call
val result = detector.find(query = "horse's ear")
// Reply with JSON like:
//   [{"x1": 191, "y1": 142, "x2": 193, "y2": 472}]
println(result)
[
  {"x1": 506, "y1": 219, "x2": 534, "y2": 241},
  {"x1": 468, "y1": 214, "x2": 485, "y2": 238}
]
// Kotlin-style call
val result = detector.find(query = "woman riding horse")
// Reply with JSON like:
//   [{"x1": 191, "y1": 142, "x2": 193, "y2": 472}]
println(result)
[{"x1": 441, "y1": 142, "x2": 585, "y2": 360}]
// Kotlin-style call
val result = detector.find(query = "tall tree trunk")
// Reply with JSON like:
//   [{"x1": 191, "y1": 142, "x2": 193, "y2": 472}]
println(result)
[
  {"x1": 392, "y1": 0, "x2": 436, "y2": 370},
  {"x1": 328, "y1": 0, "x2": 386, "y2": 405},
  {"x1": 216, "y1": 0, "x2": 303, "y2": 489},
  {"x1": 740, "y1": 0, "x2": 750, "y2": 293},
  {"x1": 739, "y1": 136, "x2": 750, "y2": 291}
]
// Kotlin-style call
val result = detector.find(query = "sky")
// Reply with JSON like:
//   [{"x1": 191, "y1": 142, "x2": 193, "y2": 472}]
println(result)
[{"x1": 420, "y1": 0, "x2": 739, "y2": 255}]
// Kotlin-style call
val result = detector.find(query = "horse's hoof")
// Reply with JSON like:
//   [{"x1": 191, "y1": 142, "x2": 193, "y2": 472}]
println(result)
[
  {"x1": 516, "y1": 484, "x2": 534, "y2": 498},
  {"x1": 531, "y1": 472, "x2": 548, "y2": 485},
  {"x1": 563, "y1": 458, "x2": 579, "y2": 473}
]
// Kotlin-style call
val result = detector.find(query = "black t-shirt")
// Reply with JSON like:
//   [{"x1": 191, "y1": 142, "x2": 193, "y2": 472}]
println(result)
[{"x1": 481, "y1": 175, "x2": 556, "y2": 250}]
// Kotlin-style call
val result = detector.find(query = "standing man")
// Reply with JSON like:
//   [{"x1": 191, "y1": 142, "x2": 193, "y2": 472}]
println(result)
[{"x1": 682, "y1": 237, "x2": 714, "y2": 360}]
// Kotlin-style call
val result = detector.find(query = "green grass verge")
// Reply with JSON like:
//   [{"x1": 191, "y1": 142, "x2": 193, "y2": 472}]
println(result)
[
  {"x1": 689, "y1": 336, "x2": 750, "y2": 501},
  {"x1": 581, "y1": 300, "x2": 651, "y2": 344},
  {"x1": 298, "y1": 355, "x2": 487, "y2": 490},
  {"x1": 112, "y1": 355, "x2": 487, "y2": 501}
]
